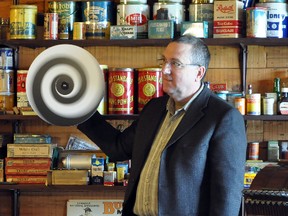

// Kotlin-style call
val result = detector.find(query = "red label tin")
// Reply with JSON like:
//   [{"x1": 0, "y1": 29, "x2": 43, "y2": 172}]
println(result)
[
  {"x1": 44, "y1": 13, "x2": 58, "y2": 40},
  {"x1": 108, "y1": 68, "x2": 134, "y2": 114},
  {"x1": 137, "y1": 67, "x2": 163, "y2": 112}
]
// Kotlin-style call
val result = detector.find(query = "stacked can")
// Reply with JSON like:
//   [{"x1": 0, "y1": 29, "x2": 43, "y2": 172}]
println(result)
[
  {"x1": 82, "y1": 1, "x2": 115, "y2": 39},
  {"x1": 256, "y1": 0, "x2": 288, "y2": 38},
  {"x1": 0, "y1": 48, "x2": 14, "y2": 113},
  {"x1": 153, "y1": 0, "x2": 185, "y2": 34},
  {"x1": 43, "y1": 13, "x2": 58, "y2": 40},
  {"x1": 189, "y1": 0, "x2": 214, "y2": 38},
  {"x1": 16, "y1": 70, "x2": 29, "y2": 110},
  {"x1": 117, "y1": 0, "x2": 150, "y2": 39}
]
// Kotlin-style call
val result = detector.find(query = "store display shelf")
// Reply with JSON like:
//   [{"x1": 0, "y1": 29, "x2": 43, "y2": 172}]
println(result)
[{"x1": 243, "y1": 115, "x2": 288, "y2": 121}]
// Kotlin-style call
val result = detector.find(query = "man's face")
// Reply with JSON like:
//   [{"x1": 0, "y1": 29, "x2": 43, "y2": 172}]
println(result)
[{"x1": 161, "y1": 42, "x2": 205, "y2": 103}]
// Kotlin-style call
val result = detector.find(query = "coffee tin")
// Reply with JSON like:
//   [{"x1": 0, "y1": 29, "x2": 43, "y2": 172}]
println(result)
[
  {"x1": 108, "y1": 68, "x2": 134, "y2": 114},
  {"x1": 0, "y1": 48, "x2": 14, "y2": 70},
  {"x1": 246, "y1": 93, "x2": 261, "y2": 115},
  {"x1": 137, "y1": 68, "x2": 163, "y2": 112},
  {"x1": 0, "y1": 69, "x2": 14, "y2": 93},
  {"x1": 10, "y1": 5, "x2": 37, "y2": 39}
]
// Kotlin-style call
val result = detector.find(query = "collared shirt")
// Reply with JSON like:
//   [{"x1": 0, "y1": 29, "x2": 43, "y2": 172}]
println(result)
[{"x1": 133, "y1": 84, "x2": 204, "y2": 216}]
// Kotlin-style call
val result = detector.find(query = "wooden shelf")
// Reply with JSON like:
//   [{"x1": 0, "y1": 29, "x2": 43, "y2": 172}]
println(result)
[
  {"x1": 0, "y1": 184, "x2": 127, "y2": 192},
  {"x1": 1, "y1": 38, "x2": 288, "y2": 49}
]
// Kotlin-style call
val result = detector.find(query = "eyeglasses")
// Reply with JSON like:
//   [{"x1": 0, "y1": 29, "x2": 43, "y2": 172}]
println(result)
[{"x1": 158, "y1": 58, "x2": 200, "y2": 69}]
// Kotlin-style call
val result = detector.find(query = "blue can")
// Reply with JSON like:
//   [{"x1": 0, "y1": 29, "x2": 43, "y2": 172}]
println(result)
[{"x1": 0, "y1": 48, "x2": 13, "y2": 70}]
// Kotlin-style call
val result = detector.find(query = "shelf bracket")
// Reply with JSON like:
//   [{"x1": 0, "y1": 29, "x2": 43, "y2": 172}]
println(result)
[
  {"x1": 13, "y1": 189, "x2": 20, "y2": 216},
  {"x1": 239, "y1": 43, "x2": 248, "y2": 96}
]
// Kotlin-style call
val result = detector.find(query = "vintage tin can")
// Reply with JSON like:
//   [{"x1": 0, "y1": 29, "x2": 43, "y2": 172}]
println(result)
[
  {"x1": 246, "y1": 7, "x2": 267, "y2": 38},
  {"x1": 10, "y1": 5, "x2": 37, "y2": 39},
  {"x1": 85, "y1": 22, "x2": 109, "y2": 39},
  {"x1": 262, "y1": 97, "x2": 274, "y2": 115},
  {"x1": 0, "y1": 69, "x2": 14, "y2": 93},
  {"x1": 44, "y1": 13, "x2": 58, "y2": 40},
  {"x1": 0, "y1": 92, "x2": 14, "y2": 112},
  {"x1": 256, "y1": 2, "x2": 288, "y2": 38},
  {"x1": 62, "y1": 154, "x2": 92, "y2": 170},
  {"x1": 137, "y1": 68, "x2": 163, "y2": 112},
  {"x1": 117, "y1": 0, "x2": 150, "y2": 39},
  {"x1": 48, "y1": 1, "x2": 80, "y2": 39},
  {"x1": 246, "y1": 93, "x2": 261, "y2": 115},
  {"x1": 153, "y1": 2, "x2": 185, "y2": 33},
  {"x1": 108, "y1": 68, "x2": 134, "y2": 114},
  {"x1": 234, "y1": 97, "x2": 246, "y2": 115},
  {"x1": 16, "y1": 70, "x2": 29, "y2": 108},
  {"x1": 248, "y1": 142, "x2": 260, "y2": 160},
  {"x1": 73, "y1": 22, "x2": 86, "y2": 40},
  {"x1": 0, "y1": 48, "x2": 14, "y2": 70}
]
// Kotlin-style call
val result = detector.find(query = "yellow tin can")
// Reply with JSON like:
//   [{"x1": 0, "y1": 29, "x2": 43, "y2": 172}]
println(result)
[{"x1": 10, "y1": 5, "x2": 38, "y2": 39}]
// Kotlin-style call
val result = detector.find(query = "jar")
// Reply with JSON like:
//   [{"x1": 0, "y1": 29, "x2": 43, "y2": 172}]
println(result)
[
  {"x1": 279, "y1": 87, "x2": 288, "y2": 115},
  {"x1": 117, "y1": 0, "x2": 149, "y2": 39}
]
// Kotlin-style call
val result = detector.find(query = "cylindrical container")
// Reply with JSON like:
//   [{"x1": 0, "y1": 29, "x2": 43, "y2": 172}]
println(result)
[
  {"x1": 189, "y1": 0, "x2": 214, "y2": 38},
  {"x1": 153, "y1": 2, "x2": 185, "y2": 33},
  {"x1": 97, "y1": 65, "x2": 108, "y2": 115},
  {"x1": 48, "y1": 1, "x2": 80, "y2": 39},
  {"x1": 256, "y1": 2, "x2": 288, "y2": 38},
  {"x1": 137, "y1": 68, "x2": 163, "y2": 112},
  {"x1": 43, "y1": 13, "x2": 58, "y2": 40},
  {"x1": 234, "y1": 97, "x2": 246, "y2": 115},
  {"x1": 246, "y1": 7, "x2": 267, "y2": 38},
  {"x1": 0, "y1": 92, "x2": 14, "y2": 112},
  {"x1": 0, "y1": 69, "x2": 14, "y2": 93},
  {"x1": 73, "y1": 22, "x2": 86, "y2": 40},
  {"x1": 10, "y1": 5, "x2": 37, "y2": 39},
  {"x1": 16, "y1": 70, "x2": 29, "y2": 108},
  {"x1": 246, "y1": 93, "x2": 261, "y2": 115},
  {"x1": 82, "y1": 1, "x2": 114, "y2": 38},
  {"x1": 62, "y1": 154, "x2": 92, "y2": 170},
  {"x1": 85, "y1": 22, "x2": 108, "y2": 39},
  {"x1": 248, "y1": 142, "x2": 260, "y2": 160},
  {"x1": 0, "y1": 48, "x2": 14, "y2": 70},
  {"x1": 117, "y1": 0, "x2": 150, "y2": 39},
  {"x1": 262, "y1": 97, "x2": 274, "y2": 115},
  {"x1": 108, "y1": 68, "x2": 134, "y2": 114}
]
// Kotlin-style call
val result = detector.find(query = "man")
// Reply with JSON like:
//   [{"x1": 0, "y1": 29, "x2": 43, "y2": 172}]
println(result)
[{"x1": 78, "y1": 35, "x2": 247, "y2": 216}]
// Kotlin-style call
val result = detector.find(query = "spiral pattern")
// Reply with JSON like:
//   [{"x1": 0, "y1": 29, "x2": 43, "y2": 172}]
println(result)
[{"x1": 26, "y1": 44, "x2": 104, "y2": 126}]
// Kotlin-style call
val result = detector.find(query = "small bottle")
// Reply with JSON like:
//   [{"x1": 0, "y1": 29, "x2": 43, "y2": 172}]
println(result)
[
  {"x1": 247, "y1": 84, "x2": 253, "y2": 94},
  {"x1": 279, "y1": 87, "x2": 288, "y2": 115}
]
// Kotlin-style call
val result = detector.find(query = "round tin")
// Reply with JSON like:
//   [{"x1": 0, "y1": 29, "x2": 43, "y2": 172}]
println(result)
[
  {"x1": 262, "y1": 97, "x2": 274, "y2": 115},
  {"x1": 256, "y1": 2, "x2": 288, "y2": 38},
  {"x1": 189, "y1": 3, "x2": 214, "y2": 38},
  {"x1": 248, "y1": 142, "x2": 260, "y2": 160},
  {"x1": 73, "y1": 22, "x2": 86, "y2": 40},
  {"x1": 153, "y1": 2, "x2": 185, "y2": 32},
  {"x1": 85, "y1": 22, "x2": 108, "y2": 39},
  {"x1": 108, "y1": 68, "x2": 134, "y2": 114},
  {"x1": 246, "y1": 7, "x2": 267, "y2": 38},
  {"x1": 10, "y1": 5, "x2": 37, "y2": 39},
  {"x1": 44, "y1": 13, "x2": 58, "y2": 40},
  {"x1": 0, "y1": 48, "x2": 14, "y2": 70},
  {"x1": 16, "y1": 70, "x2": 29, "y2": 108},
  {"x1": 234, "y1": 97, "x2": 246, "y2": 115},
  {"x1": 246, "y1": 93, "x2": 261, "y2": 115},
  {"x1": 0, "y1": 69, "x2": 14, "y2": 93},
  {"x1": 137, "y1": 68, "x2": 163, "y2": 112},
  {"x1": 117, "y1": 2, "x2": 150, "y2": 39}
]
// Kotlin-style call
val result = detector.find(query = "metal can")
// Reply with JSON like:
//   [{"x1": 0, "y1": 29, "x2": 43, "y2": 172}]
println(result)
[
  {"x1": 73, "y1": 22, "x2": 86, "y2": 40},
  {"x1": 10, "y1": 5, "x2": 37, "y2": 39},
  {"x1": 189, "y1": 2, "x2": 214, "y2": 38},
  {"x1": 0, "y1": 69, "x2": 14, "y2": 93},
  {"x1": 234, "y1": 97, "x2": 246, "y2": 115},
  {"x1": 108, "y1": 68, "x2": 134, "y2": 114},
  {"x1": 85, "y1": 22, "x2": 108, "y2": 39},
  {"x1": 117, "y1": 0, "x2": 150, "y2": 39},
  {"x1": 0, "y1": 92, "x2": 14, "y2": 112},
  {"x1": 248, "y1": 142, "x2": 260, "y2": 160},
  {"x1": 246, "y1": 93, "x2": 261, "y2": 115},
  {"x1": 256, "y1": 2, "x2": 288, "y2": 38},
  {"x1": 44, "y1": 13, "x2": 58, "y2": 40},
  {"x1": 137, "y1": 68, "x2": 163, "y2": 112},
  {"x1": 153, "y1": 2, "x2": 185, "y2": 32},
  {"x1": 16, "y1": 70, "x2": 29, "y2": 108},
  {"x1": 246, "y1": 7, "x2": 267, "y2": 38},
  {"x1": 0, "y1": 48, "x2": 13, "y2": 70},
  {"x1": 262, "y1": 97, "x2": 274, "y2": 115}
]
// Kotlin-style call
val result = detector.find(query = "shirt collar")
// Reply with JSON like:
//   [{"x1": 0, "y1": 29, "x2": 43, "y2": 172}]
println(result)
[{"x1": 167, "y1": 82, "x2": 204, "y2": 115}]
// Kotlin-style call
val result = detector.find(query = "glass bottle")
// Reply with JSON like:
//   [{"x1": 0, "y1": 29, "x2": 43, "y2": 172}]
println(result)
[{"x1": 279, "y1": 87, "x2": 288, "y2": 115}]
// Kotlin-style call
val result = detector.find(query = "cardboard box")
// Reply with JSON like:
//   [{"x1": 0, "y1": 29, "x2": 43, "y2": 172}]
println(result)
[{"x1": 7, "y1": 144, "x2": 55, "y2": 158}]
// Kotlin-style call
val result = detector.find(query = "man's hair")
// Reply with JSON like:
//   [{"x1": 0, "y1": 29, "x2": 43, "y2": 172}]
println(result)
[{"x1": 172, "y1": 35, "x2": 211, "y2": 73}]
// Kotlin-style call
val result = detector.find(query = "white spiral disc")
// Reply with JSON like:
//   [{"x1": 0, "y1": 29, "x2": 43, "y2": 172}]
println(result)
[{"x1": 26, "y1": 44, "x2": 105, "y2": 126}]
